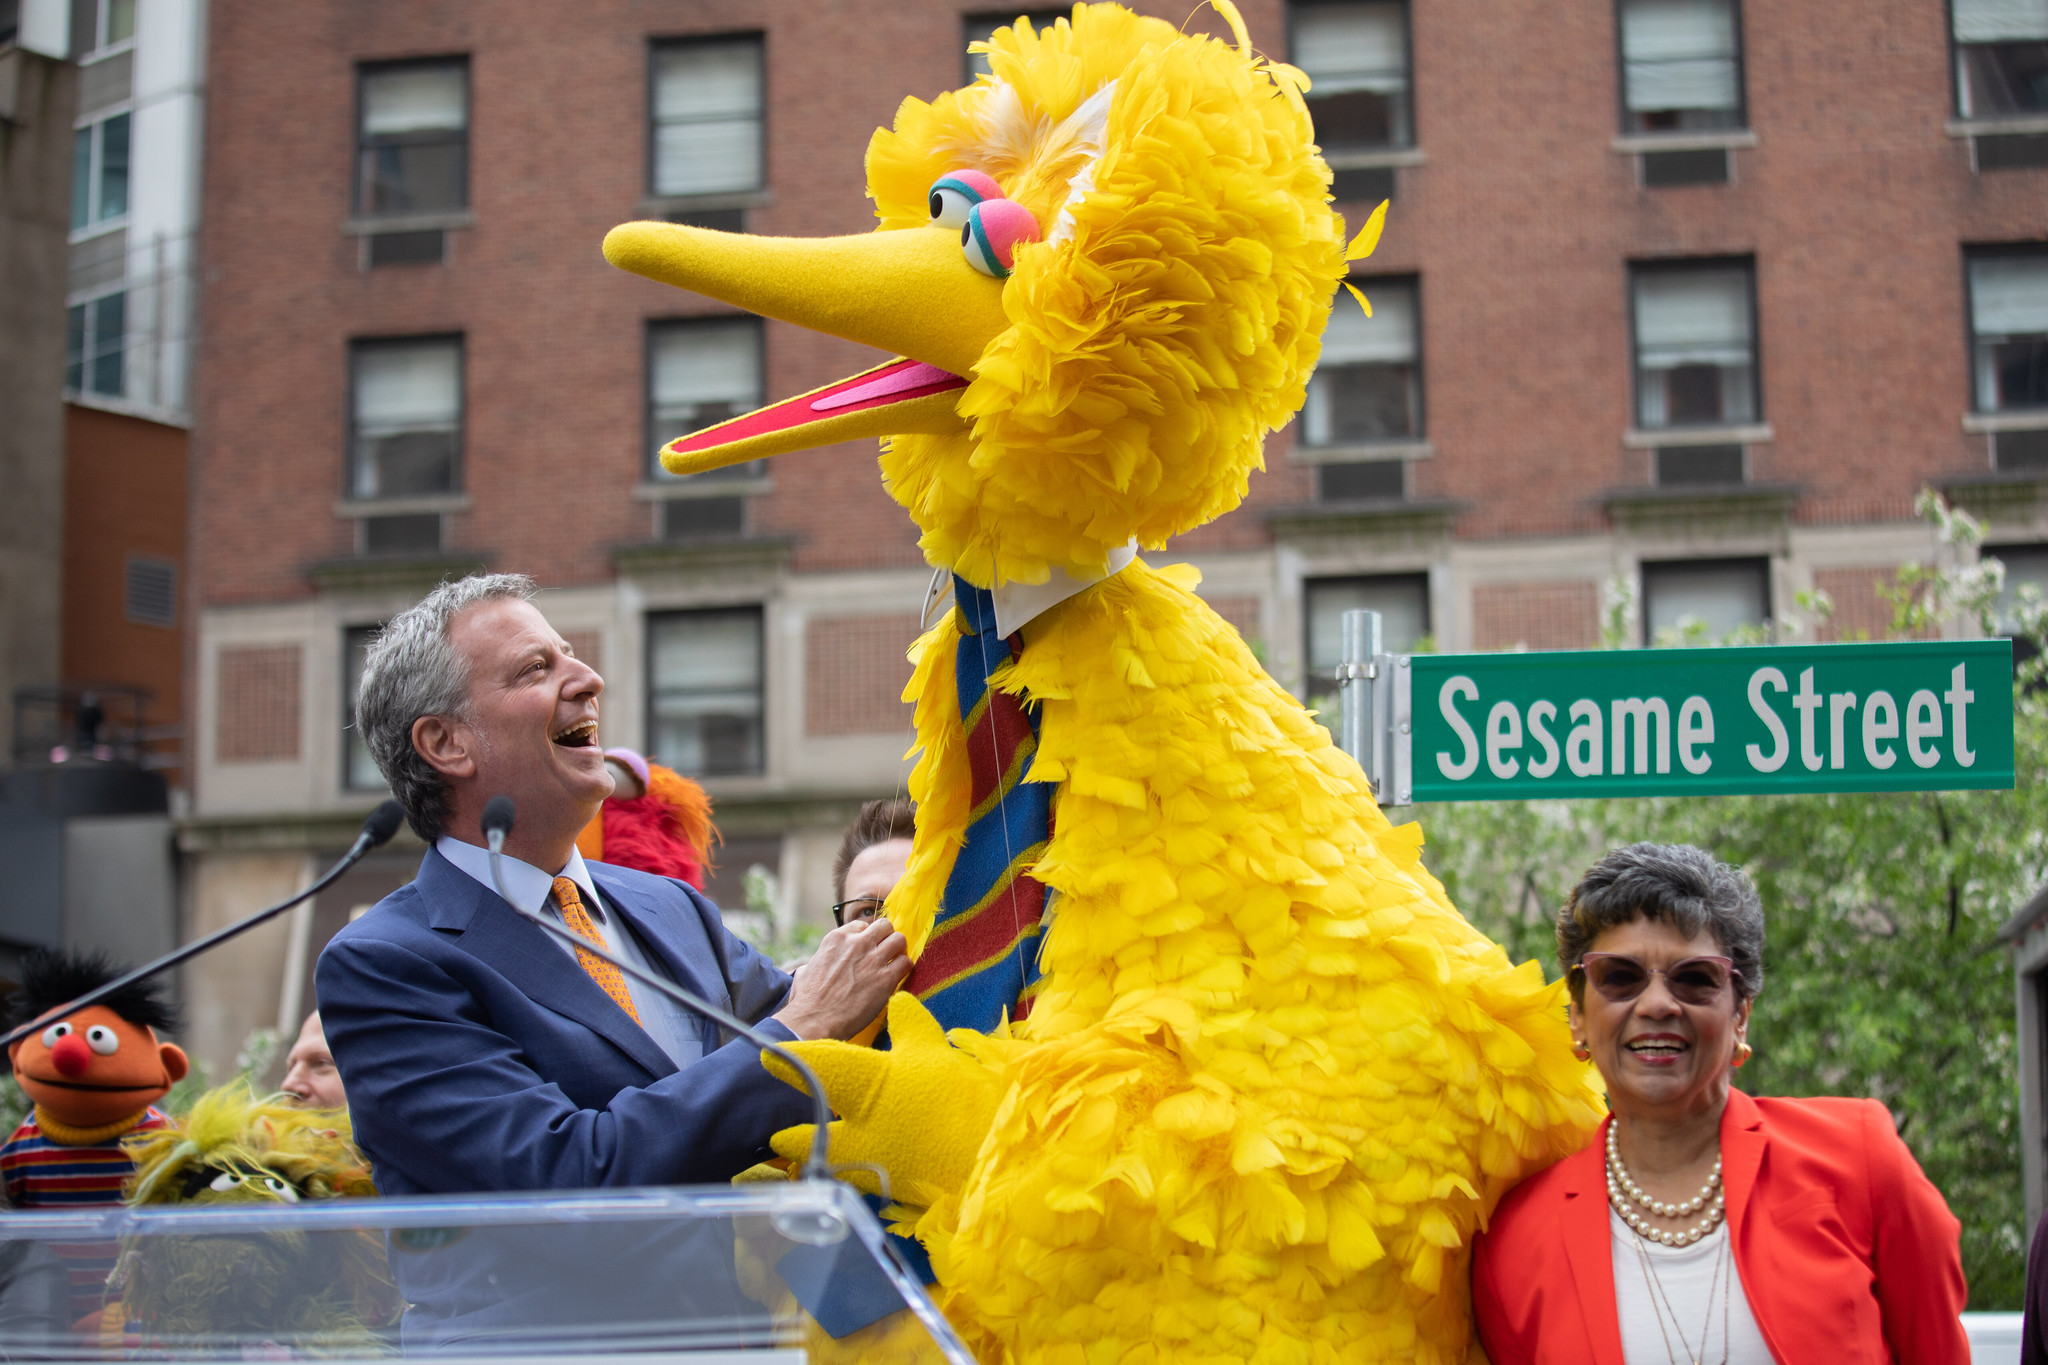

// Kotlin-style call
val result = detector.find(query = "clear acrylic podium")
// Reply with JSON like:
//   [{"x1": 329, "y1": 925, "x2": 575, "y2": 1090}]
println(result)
[{"x1": 0, "y1": 1181, "x2": 976, "y2": 1362}]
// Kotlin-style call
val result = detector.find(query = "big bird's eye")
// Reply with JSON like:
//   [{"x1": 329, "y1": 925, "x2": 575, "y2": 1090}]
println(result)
[
  {"x1": 263, "y1": 1177, "x2": 300, "y2": 1204},
  {"x1": 209, "y1": 1173, "x2": 239, "y2": 1193},
  {"x1": 962, "y1": 199, "x2": 1041, "y2": 279},
  {"x1": 84, "y1": 1025, "x2": 119, "y2": 1055},
  {"x1": 40, "y1": 1022, "x2": 72, "y2": 1048},
  {"x1": 926, "y1": 170, "x2": 1003, "y2": 229}
]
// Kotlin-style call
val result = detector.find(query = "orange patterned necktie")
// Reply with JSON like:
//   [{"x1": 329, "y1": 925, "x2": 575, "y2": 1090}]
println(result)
[{"x1": 553, "y1": 876, "x2": 642, "y2": 1025}]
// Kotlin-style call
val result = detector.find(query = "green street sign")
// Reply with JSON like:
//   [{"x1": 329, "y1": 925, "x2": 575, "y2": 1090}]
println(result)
[{"x1": 1400, "y1": 639, "x2": 2015, "y2": 802}]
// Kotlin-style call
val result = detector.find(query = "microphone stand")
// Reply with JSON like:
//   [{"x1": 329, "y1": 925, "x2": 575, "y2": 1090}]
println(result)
[
  {"x1": 0, "y1": 801, "x2": 407, "y2": 1054},
  {"x1": 480, "y1": 804, "x2": 836, "y2": 1184}
]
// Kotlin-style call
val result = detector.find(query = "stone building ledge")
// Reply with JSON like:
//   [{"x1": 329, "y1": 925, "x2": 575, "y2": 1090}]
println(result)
[
  {"x1": 611, "y1": 535, "x2": 797, "y2": 577},
  {"x1": 1932, "y1": 471, "x2": 2048, "y2": 527},
  {"x1": 305, "y1": 551, "x2": 493, "y2": 595},
  {"x1": 1599, "y1": 482, "x2": 1799, "y2": 537}
]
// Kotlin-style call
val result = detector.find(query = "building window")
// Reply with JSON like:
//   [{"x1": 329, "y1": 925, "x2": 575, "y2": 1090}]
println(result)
[
  {"x1": 648, "y1": 317, "x2": 763, "y2": 475},
  {"x1": 65, "y1": 291, "x2": 125, "y2": 397},
  {"x1": 1990, "y1": 543, "x2": 2048, "y2": 667},
  {"x1": 648, "y1": 608, "x2": 765, "y2": 777},
  {"x1": 1631, "y1": 260, "x2": 1757, "y2": 429},
  {"x1": 1303, "y1": 277, "x2": 1419, "y2": 450},
  {"x1": 1617, "y1": 0, "x2": 1744, "y2": 133},
  {"x1": 71, "y1": 111, "x2": 130, "y2": 231},
  {"x1": 963, "y1": 10, "x2": 1068, "y2": 83},
  {"x1": 1968, "y1": 250, "x2": 2048, "y2": 418},
  {"x1": 1642, "y1": 557, "x2": 1769, "y2": 643},
  {"x1": 650, "y1": 38, "x2": 763, "y2": 199},
  {"x1": 1953, "y1": 0, "x2": 2048, "y2": 119},
  {"x1": 1304, "y1": 574, "x2": 1428, "y2": 719},
  {"x1": 343, "y1": 626, "x2": 386, "y2": 791},
  {"x1": 350, "y1": 337, "x2": 462, "y2": 500},
  {"x1": 1291, "y1": 2, "x2": 1412, "y2": 153},
  {"x1": 356, "y1": 60, "x2": 469, "y2": 216},
  {"x1": 73, "y1": 0, "x2": 135, "y2": 57},
  {"x1": 122, "y1": 556, "x2": 175, "y2": 628}
]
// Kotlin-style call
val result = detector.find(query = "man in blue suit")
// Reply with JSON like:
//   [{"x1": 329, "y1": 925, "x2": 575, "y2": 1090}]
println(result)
[{"x1": 317, "y1": 572, "x2": 907, "y2": 1198}]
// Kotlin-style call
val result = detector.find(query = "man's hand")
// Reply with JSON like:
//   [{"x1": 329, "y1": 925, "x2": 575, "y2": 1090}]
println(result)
[{"x1": 772, "y1": 917, "x2": 908, "y2": 1040}]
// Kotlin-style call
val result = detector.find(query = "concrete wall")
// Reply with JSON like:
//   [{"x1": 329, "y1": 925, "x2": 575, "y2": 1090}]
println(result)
[{"x1": 0, "y1": 40, "x2": 76, "y2": 766}]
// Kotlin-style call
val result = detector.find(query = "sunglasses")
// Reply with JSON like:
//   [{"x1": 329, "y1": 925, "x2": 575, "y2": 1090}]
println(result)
[{"x1": 1571, "y1": 952, "x2": 1742, "y2": 1006}]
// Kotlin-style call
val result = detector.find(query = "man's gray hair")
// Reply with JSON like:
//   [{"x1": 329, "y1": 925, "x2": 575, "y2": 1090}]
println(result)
[
  {"x1": 1555, "y1": 842, "x2": 1765, "y2": 1003},
  {"x1": 355, "y1": 573, "x2": 536, "y2": 841}
]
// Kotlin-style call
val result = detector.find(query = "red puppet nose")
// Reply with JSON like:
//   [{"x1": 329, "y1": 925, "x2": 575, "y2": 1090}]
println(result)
[{"x1": 50, "y1": 1034, "x2": 92, "y2": 1077}]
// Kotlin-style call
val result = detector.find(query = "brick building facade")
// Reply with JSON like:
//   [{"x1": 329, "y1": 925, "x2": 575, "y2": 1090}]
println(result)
[{"x1": 182, "y1": 0, "x2": 2048, "y2": 1070}]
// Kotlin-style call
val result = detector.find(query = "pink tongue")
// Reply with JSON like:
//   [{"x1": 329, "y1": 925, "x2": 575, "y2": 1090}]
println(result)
[{"x1": 810, "y1": 361, "x2": 958, "y2": 412}]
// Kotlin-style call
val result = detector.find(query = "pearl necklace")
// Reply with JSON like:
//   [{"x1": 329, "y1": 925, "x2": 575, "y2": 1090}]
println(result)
[{"x1": 1605, "y1": 1124, "x2": 1726, "y2": 1247}]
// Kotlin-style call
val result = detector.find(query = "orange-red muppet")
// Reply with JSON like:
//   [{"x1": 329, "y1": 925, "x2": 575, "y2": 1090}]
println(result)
[{"x1": 2, "y1": 951, "x2": 189, "y2": 1329}]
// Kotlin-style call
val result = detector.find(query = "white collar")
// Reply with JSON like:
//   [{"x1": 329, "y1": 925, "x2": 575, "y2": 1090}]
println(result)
[
  {"x1": 435, "y1": 835, "x2": 604, "y2": 918},
  {"x1": 989, "y1": 542, "x2": 1138, "y2": 637}
]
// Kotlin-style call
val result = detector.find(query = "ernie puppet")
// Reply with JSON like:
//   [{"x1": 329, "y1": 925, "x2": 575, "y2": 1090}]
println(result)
[
  {"x1": 2, "y1": 950, "x2": 188, "y2": 1327},
  {"x1": 605, "y1": 4, "x2": 1601, "y2": 1360}
]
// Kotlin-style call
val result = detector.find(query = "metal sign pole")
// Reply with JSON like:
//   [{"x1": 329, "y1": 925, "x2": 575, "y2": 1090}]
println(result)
[{"x1": 1338, "y1": 609, "x2": 1402, "y2": 799}]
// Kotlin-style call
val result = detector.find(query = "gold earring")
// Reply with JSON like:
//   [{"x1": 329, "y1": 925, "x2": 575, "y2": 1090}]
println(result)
[
  {"x1": 1571, "y1": 1039, "x2": 1591, "y2": 1061},
  {"x1": 1734, "y1": 1041, "x2": 1753, "y2": 1067}
]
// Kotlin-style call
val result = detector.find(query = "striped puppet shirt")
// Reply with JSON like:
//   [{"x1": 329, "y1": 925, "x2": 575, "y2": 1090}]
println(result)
[{"x1": 1, "y1": 1107, "x2": 169, "y2": 1327}]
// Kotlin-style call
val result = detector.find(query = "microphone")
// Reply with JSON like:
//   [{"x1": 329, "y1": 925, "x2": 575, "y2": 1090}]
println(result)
[
  {"x1": 0, "y1": 800, "x2": 407, "y2": 1052},
  {"x1": 480, "y1": 796, "x2": 835, "y2": 1182}
]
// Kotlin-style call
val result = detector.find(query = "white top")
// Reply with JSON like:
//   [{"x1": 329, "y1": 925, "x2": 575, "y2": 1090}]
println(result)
[
  {"x1": 435, "y1": 836, "x2": 704, "y2": 1067},
  {"x1": 1610, "y1": 1207, "x2": 1774, "y2": 1365}
]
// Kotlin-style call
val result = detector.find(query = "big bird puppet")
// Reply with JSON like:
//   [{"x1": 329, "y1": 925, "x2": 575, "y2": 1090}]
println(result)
[{"x1": 604, "y1": 6, "x2": 1601, "y2": 1361}]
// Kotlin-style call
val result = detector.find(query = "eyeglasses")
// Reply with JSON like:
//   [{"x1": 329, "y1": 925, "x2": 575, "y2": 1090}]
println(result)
[
  {"x1": 1571, "y1": 952, "x2": 1741, "y2": 1006},
  {"x1": 831, "y1": 897, "x2": 885, "y2": 926}
]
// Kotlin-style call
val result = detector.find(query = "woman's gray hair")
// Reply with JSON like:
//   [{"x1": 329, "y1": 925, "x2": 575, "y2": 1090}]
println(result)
[
  {"x1": 355, "y1": 573, "x2": 536, "y2": 841},
  {"x1": 1556, "y1": 842, "x2": 1764, "y2": 1003}
]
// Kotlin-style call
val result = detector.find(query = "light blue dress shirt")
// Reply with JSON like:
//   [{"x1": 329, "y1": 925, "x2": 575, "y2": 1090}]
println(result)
[{"x1": 434, "y1": 836, "x2": 705, "y2": 1067}]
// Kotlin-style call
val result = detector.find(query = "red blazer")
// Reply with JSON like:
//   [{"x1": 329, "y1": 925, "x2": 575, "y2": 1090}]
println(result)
[{"x1": 1472, "y1": 1089, "x2": 1969, "y2": 1365}]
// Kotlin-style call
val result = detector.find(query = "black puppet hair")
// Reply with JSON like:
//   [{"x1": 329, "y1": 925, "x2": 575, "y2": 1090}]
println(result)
[{"x1": 4, "y1": 950, "x2": 181, "y2": 1036}]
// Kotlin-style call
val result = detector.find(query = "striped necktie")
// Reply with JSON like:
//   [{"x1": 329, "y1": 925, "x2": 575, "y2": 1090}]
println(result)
[
  {"x1": 554, "y1": 876, "x2": 642, "y2": 1025},
  {"x1": 901, "y1": 576, "x2": 1054, "y2": 1032}
]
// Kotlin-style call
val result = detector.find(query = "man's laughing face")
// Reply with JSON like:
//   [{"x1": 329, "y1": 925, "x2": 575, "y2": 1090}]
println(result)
[{"x1": 443, "y1": 598, "x2": 612, "y2": 835}]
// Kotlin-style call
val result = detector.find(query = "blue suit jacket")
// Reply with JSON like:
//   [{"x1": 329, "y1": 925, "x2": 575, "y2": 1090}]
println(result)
[{"x1": 315, "y1": 847, "x2": 810, "y2": 1197}]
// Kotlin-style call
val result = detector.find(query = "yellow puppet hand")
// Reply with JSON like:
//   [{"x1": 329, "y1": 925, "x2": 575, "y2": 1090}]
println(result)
[{"x1": 765, "y1": 993, "x2": 1001, "y2": 1207}]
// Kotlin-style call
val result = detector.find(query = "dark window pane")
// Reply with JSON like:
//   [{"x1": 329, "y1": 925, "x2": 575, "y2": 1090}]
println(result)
[
  {"x1": 1655, "y1": 444, "x2": 1744, "y2": 486},
  {"x1": 661, "y1": 496, "x2": 746, "y2": 539},
  {"x1": 648, "y1": 608, "x2": 765, "y2": 777},
  {"x1": 1642, "y1": 147, "x2": 1729, "y2": 186},
  {"x1": 89, "y1": 292, "x2": 124, "y2": 395},
  {"x1": 1318, "y1": 458, "x2": 1405, "y2": 501},
  {"x1": 64, "y1": 304, "x2": 85, "y2": 390},
  {"x1": 1330, "y1": 165, "x2": 1397, "y2": 203},
  {"x1": 1663, "y1": 363, "x2": 1725, "y2": 423},
  {"x1": 71, "y1": 127, "x2": 92, "y2": 229},
  {"x1": 1310, "y1": 90, "x2": 1396, "y2": 149},
  {"x1": 1977, "y1": 132, "x2": 2048, "y2": 169},
  {"x1": 97, "y1": 113, "x2": 129, "y2": 220},
  {"x1": 362, "y1": 431, "x2": 458, "y2": 495},
  {"x1": 1996, "y1": 428, "x2": 2048, "y2": 472},
  {"x1": 667, "y1": 207, "x2": 747, "y2": 232},
  {"x1": 343, "y1": 624, "x2": 387, "y2": 789},
  {"x1": 1303, "y1": 574, "x2": 1429, "y2": 728},
  {"x1": 1628, "y1": 105, "x2": 1743, "y2": 134},
  {"x1": 367, "y1": 230, "x2": 446, "y2": 266},
  {"x1": 1309, "y1": 363, "x2": 1416, "y2": 444},
  {"x1": 1994, "y1": 338, "x2": 2048, "y2": 408},
  {"x1": 359, "y1": 140, "x2": 467, "y2": 214},
  {"x1": 1960, "y1": 41, "x2": 2048, "y2": 118},
  {"x1": 361, "y1": 513, "x2": 442, "y2": 555},
  {"x1": 1642, "y1": 557, "x2": 1769, "y2": 642}
]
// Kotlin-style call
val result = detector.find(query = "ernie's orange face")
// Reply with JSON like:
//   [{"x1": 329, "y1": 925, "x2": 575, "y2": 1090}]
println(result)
[{"x1": 7, "y1": 1004, "x2": 188, "y2": 1128}]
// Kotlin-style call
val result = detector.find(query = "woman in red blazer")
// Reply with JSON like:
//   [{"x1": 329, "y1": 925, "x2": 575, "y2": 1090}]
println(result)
[{"x1": 1472, "y1": 844, "x2": 1968, "y2": 1365}]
